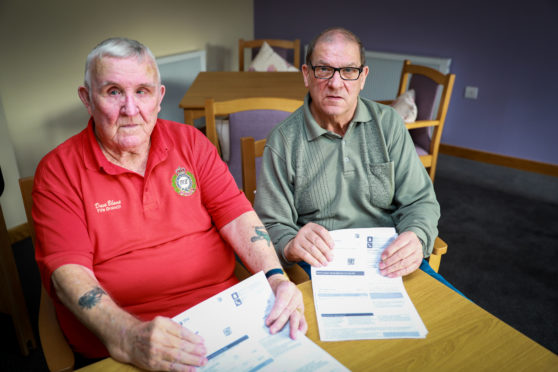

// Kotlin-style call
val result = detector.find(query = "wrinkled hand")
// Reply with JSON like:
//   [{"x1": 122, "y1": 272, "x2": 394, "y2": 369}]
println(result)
[
  {"x1": 115, "y1": 316, "x2": 207, "y2": 372},
  {"x1": 379, "y1": 231, "x2": 423, "y2": 277},
  {"x1": 265, "y1": 276, "x2": 308, "y2": 339},
  {"x1": 284, "y1": 223, "x2": 334, "y2": 266}
]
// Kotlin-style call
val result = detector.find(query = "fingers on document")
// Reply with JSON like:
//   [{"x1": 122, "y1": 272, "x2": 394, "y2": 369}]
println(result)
[
  {"x1": 266, "y1": 283, "x2": 306, "y2": 338},
  {"x1": 380, "y1": 240, "x2": 422, "y2": 277},
  {"x1": 302, "y1": 225, "x2": 334, "y2": 266}
]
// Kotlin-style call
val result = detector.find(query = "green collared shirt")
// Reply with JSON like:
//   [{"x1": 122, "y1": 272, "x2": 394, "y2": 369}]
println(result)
[{"x1": 254, "y1": 94, "x2": 440, "y2": 266}]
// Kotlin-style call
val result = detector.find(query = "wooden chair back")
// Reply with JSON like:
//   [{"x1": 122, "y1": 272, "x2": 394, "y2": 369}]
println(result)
[
  {"x1": 204, "y1": 97, "x2": 303, "y2": 188},
  {"x1": 240, "y1": 137, "x2": 265, "y2": 205},
  {"x1": 19, "y1": 176, "x2": 75, "y2": 372},
  {"x1": 397, "y1": 59, "x2": 455, "y2": 182},
  {"x1": 238, "y1": 38, "x2": 301, "y2": 71}
]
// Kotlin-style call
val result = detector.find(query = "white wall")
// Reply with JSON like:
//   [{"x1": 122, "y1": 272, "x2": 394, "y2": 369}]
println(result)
[
  {"x1": 0, "y1": 0, "x2": 254, "y2": 228},
  {"x1": 0, "y1": 97, "x2": 25, "y2": 229}
]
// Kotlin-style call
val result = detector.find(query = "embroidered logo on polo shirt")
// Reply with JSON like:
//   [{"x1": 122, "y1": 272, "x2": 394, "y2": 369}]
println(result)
[
  {"x1": 172, "y1": 167, "x2": 196, "y2": 196},
  {"x1": 94, "y1": 200, "x2": 122, "y2": 213}
]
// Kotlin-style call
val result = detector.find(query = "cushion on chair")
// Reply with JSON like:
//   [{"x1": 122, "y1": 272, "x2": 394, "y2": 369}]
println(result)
[
  {"x1": 228, "y1": 110, "x2": 292, "y2": 187},
  {"x1": 391, "y1": 90, "x2": 417, "y2": 123},
  {"x1": 248, "y1": 41, "x2": 299, "y2": 72},
  {"x1": 408, "y1": 74, "x2": 440, "y2": 151},
  {"x1": 216, "y1": 119, "x2": 231, "y2": 162}
]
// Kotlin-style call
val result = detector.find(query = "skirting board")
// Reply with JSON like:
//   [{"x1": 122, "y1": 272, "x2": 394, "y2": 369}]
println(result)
[{"x1": 439, "y1": 144, "x2": 558, "y2": 178}]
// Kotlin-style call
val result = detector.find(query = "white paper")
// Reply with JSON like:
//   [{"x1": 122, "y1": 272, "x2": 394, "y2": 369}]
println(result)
[
  {"x1": 311, "y1": 227, "x2": 428, "y2": 341},
  {"x1": 173, "y1": 271, "x2": 349, "y2": 371}
]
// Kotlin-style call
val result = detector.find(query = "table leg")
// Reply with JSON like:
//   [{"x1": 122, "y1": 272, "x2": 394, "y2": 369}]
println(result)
[{"x1": 184, "y1": 110, "x2": 194, "y2": 126}]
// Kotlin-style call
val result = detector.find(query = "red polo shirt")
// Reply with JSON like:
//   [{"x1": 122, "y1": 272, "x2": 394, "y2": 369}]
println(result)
[{"x1": 33, "y1": 118, "x2": 252, "y2": 357}]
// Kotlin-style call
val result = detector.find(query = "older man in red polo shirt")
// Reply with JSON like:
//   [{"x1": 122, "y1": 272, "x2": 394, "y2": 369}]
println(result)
[{"x1": 33, "y1": 37, "x2": 306, "y2": 371}]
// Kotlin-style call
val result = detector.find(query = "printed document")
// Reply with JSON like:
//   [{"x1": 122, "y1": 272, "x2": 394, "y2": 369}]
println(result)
[
  {"x1": 173, "y1": 271, "x2": 349, "y2": 371},
  {"x1": 311, "y1": 227, "x2": 428, "y2": 341}
]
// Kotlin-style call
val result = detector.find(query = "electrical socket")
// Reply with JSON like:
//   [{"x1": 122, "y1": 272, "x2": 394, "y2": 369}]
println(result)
[{"x1": 465, "y1": 86, "x2": 478, "y2": 99}]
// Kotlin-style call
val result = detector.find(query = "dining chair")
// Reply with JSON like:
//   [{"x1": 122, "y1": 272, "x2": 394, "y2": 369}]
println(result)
[
  {"x1": 205, "y1": 97, "x2": 309, "y2": 283},
  {"x1": 204, "y1": 97, "x2": 303, "y2": 190},
  {"x1": 19, "y1": 176, "x2": 75, "y2": 372},
  {"x1": 379, "y1": 60, "x2": 453, "y2": 272},
  {"x1": 392, "y1": 59, "x2": 456, "y2": 182},
  {"x1": 0, "y1": 196, "x2": 36, "y2": 356},
  {"x1": 238, "y1": 38, "x2": 301, "y2": 71},
  {"x1": 239, "y1": 136, "x2": 310, "y2": 284}
]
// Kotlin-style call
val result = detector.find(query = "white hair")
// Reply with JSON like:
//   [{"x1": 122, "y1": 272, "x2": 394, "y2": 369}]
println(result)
[{"x1": 83, "y1": 37, "x2": 161, "y2": 90}]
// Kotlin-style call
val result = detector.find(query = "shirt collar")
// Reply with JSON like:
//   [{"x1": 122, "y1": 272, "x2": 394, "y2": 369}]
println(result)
[{"x1": 303, "y1": 95, "x2": 372, "y2": 141}]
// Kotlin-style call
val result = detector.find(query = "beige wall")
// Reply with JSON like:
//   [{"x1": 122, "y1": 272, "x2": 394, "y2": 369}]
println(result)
[{"x1": 0, "y1": 0, "x2": 254, "y2": 228}]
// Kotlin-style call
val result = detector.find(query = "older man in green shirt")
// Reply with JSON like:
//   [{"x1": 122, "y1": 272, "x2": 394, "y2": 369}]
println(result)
[{"x1": 254, "y1": 27, "x2": 440, "y2": 278}]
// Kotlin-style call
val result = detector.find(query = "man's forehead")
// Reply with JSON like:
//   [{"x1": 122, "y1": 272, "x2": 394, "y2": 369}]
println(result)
[
  {"x1": 93, "y1": 56, "x2": 158, "y2": 82},
  {"x1": 312, "y1": 39, "x2": 361, "y2": 65}
]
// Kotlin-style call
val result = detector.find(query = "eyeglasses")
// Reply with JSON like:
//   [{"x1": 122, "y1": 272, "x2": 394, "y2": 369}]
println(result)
[{"x1": 309, "y1": 64, "x2": 364, "y2": 80}]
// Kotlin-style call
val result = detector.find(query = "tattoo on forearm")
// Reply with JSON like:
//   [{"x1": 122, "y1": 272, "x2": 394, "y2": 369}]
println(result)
[
  {"x1": 250, "y1": 226, "x2": 271, "y2": 246},
  {"x1": 78, "y1": 287, "x2": 106, "y2": 310}
]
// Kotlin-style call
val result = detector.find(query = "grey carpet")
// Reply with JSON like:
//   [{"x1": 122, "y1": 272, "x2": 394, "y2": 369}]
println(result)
[{"x1": 434, "y1": 154, "x2": 558, "y2": 354}]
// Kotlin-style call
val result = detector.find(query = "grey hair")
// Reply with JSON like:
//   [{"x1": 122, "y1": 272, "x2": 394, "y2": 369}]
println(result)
[
  {"x1": 83, "y1": 37, "x2": 161, "y2": 89},
  {"x1": 305, "y1": 27, "x2": 366, "y2": 66}
]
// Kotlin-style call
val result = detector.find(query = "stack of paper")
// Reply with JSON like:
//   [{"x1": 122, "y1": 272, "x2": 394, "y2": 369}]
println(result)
[
  {"x1": 311, "y1": 227, "x2": 428, "y2": 341},
  {"x1": 173, "y1": 272, "x2": 349, "y2": 371}
]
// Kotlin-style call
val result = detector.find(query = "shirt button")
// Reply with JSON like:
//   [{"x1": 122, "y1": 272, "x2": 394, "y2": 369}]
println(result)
[{"x1": 344, "y1": 157, "x2": 350, "y2": 162}]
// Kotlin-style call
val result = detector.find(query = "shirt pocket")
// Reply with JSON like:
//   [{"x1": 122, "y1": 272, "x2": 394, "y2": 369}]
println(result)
[{"x1": 367, "y1": 162, "x2": 395, "y2": 209}]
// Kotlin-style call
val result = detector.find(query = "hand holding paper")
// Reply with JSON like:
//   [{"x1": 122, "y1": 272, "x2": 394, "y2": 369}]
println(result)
[
  {"x1": 311, "y1": 228, "x2": 428, "y2": 342},
  {"x1": 173, "y1": 272, "x2": 348, "y2": 371},
  {"x1": 265, "y1": 275, "x2": 308, "y2": 339}
]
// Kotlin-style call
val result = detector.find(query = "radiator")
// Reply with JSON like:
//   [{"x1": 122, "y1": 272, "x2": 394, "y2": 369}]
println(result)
[
  {"x1": 157, "y1": 50, "x2": 206, "y2": 124},
  {"x1": 361, "y1": 50, "x2": 451, "y2": 103}
]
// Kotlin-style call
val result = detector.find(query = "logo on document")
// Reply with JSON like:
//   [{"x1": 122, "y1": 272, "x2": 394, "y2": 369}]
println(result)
[
  {"x1": 222, "y1": 327, "x2": 232, "y2": 337},
  {"x1": 231, "y1": 292, "x2": 242, "y2": 307},
  {"x1": 172, "y1": 167, "x2": 196, "y2": 196}
]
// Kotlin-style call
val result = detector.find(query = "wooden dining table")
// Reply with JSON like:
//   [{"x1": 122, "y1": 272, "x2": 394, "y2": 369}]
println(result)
[
  {"x1": 77, "y1": 269, "x2": 557, "y2": 371},
  {"x1": 178, "y1": 71, "x2": 308, "y2": 125}
]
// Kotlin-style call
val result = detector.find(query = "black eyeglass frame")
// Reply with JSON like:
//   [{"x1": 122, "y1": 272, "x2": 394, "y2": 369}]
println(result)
[{"x1": 309, "y1": 63, "x2": 364, "y2": 81}]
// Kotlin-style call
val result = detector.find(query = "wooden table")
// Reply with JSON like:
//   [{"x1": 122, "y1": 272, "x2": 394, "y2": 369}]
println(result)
[
  {"x1": 303, "y1": 270, "x2": 558, "y2": 371},
  {"x1": 178, "y1": 71, "x2": 307, "y2": 125},
  {"x1": 78, "y1": 270, "x2": 558, "y2": 371}
]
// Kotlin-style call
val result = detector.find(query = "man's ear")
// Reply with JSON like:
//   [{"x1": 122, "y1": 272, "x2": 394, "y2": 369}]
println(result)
[
  {"x1": 359, "y1": 66, "x2": 369, "y2": 91},
  {"x1": 302, "y1": 64, "x2": 310, "y2": 88},
  {"x1": 156, "y1": 84, "x2": 166, "y2": 113},
  {"x1": 78, "y1": 86, "x2": 94, "y2": 115}
]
